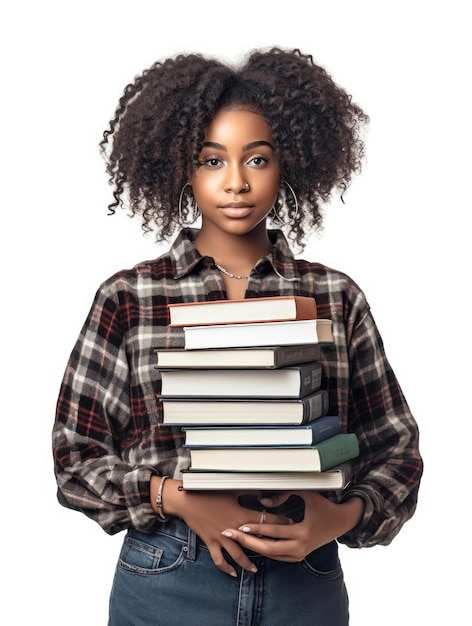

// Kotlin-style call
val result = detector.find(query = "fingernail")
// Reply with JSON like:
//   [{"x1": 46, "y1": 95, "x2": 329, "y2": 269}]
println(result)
[
  {"x1": 229, "y1": 571, "x2": 238, "y2": 578},
  {"x1": 249, "y1": 566, "x2": 258, "y2": 574},
  {"x1": 221, "y1": 531, "x2": 233, "y2": 538},
  {"x1": 239, "y1": 526, "x2": 251, "y2": 532}
]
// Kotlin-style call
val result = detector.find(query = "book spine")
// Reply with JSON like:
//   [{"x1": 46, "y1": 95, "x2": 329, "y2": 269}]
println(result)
[
  {"x1": 317, "y1": 434, "x2": 359, "y2": 470},
  {"x1": 273, "y1": 345, "x2": 321, "y2": 368},
  {"x1": 298, "y1": 362, "x2": 323, "y2": 397},
  {"x1": 295, "y1": 296, "x2": 317, "y2": 320},
  {"x1": 309, "y1": 415, "x2": 340, "y2": 443},
  {"x1": 302, "y1": 390, "x2": 329, "y2": 423}
]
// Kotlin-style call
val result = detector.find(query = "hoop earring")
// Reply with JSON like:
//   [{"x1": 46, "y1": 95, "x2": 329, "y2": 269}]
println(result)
[
  {"x1": 271, "y1": 180, "x2": 299, "y2": 225},
  {"x1": 178, "y1": 183, "x2": 200, "y2": 226}
]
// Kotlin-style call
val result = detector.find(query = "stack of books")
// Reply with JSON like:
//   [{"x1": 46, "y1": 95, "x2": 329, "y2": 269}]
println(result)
[{"x1": 156, "y1": 296, "x2": 359, "y2": 491}]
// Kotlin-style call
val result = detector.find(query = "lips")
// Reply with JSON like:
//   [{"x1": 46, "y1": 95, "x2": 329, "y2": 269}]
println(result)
[{"x1": 219, "y1": 202, "x2": 254, "y2": 218}]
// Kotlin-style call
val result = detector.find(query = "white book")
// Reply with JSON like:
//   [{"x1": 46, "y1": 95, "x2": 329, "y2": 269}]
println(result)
[
  {"x1": 160, "y1": 390, "x2": 329, "y2": 425},
  {"x1": 183, "y1": 318, "x2": 333, "y2": 350},
  {"x1": 154, "y1": 344, "x2": 322, "y2": 369},
  {"x1": 182, "y1": 462, "x2": 353, "y2": 490},
  {"x1": 159, "y1": 361, "x2": 322, "y2": 399}
]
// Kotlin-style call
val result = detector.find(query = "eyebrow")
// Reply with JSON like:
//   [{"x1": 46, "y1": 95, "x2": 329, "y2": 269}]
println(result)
[{"x1": 201, "y1": 140, "x2": 275, "y2": 152}]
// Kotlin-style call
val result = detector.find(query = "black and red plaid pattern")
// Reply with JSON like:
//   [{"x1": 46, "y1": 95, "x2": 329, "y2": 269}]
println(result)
[{"x1": 53, "y1": 228, "x2": 422, "y2": 546}]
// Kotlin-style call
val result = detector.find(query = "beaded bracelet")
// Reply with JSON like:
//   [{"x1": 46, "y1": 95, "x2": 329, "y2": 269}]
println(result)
[{"x1": 156, "y1": 475, "x2": 170, "y2": 521}]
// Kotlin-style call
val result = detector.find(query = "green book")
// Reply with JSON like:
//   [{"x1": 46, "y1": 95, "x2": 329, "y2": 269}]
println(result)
[{"x1": 186, "y1": 433, "x2": 359, "y2": 473}]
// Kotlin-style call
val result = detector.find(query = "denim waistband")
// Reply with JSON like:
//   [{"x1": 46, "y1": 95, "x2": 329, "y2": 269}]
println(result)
[
  {"x1": 127, "y1": 516, "x2": 338, "y2": 570},
  {"x1": 154, "y1": 516, "x2": 193, "y2": 542}
]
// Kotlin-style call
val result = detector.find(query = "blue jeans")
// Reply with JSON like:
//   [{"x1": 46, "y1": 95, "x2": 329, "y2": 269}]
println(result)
[{"x1": 108, "y1": 517, "x2": 349, "y2": 625}]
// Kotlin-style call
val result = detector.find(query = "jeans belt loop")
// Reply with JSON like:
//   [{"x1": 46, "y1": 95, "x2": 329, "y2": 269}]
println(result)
[{"x1": 186, "y1": 527, "x2": 197, "y2": 562}]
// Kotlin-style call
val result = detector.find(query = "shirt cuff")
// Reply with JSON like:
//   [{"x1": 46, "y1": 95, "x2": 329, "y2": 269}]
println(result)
[{"x1": 122, "y1": 464, "x2": 160, "y2": 532}]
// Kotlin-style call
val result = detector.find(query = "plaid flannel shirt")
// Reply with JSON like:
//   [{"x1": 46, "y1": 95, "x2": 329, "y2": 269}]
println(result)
[{"x1": 53, "y1": 228, "x2": 422, "y2": 547}]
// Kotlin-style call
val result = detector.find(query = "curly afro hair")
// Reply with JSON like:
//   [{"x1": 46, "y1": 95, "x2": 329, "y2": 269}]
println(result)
[{"x1": 100, "y1": 47, "x2": 369, "y2": 249}]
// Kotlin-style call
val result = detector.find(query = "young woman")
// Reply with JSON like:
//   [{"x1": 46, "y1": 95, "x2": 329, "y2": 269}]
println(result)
[{"x1": 53, "y1": 47, "x2": 422, "y2": 625}]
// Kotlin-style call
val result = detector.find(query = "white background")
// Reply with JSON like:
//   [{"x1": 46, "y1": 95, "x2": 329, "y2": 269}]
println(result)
[{"x1": 1, "y1": 1, "x2": 470, "y2": 624}]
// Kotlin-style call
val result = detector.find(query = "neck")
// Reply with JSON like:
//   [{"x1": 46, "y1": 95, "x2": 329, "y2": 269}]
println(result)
[{"x1": 194, "y1": 222, "x2": 272, "y2": 275}]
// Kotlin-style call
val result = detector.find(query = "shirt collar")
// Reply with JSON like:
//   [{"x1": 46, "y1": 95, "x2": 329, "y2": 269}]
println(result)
[
  {"x1": 170, "y1": 229, "x2": 203, "y2": 278},
  {"x1": 170, "y1": 228, "x2": 301, "y2": 283}
]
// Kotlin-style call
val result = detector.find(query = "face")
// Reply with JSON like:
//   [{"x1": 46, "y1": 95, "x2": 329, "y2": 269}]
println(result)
[{"x1": 190, "y1": 108, "x2": 280, "y2": 237}]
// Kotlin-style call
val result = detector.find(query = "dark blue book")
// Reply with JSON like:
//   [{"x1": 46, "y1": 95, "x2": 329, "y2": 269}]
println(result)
[{"x1": 183, "y1": 415, "x2": 340, "y2": 447}]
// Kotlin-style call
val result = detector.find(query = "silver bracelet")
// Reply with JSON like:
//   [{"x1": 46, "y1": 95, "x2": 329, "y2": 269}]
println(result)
[{"x1": 156, "y1": 475, "x2": 170, "y2": 521}]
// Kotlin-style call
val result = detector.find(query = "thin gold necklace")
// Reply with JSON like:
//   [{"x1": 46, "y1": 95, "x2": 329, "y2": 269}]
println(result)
[{"x1": 214, "y1": 263, "x2": 251, "y2": 280}]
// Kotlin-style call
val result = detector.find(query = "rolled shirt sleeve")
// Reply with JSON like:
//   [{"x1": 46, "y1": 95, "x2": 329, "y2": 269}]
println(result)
[
  {"x1": 52, "y1": 228, "x2": 423, "y2": 543},
  {"x1": 53, "y1": 286, "x2": 160, "y2": 534},
  {"x1": 335, "y1": 296, "x2": 422, "y2": 547}
]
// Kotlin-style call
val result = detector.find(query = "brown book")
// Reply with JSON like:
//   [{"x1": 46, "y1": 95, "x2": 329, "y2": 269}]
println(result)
[{"x1": 168, "y1": 295, "x2": 317, "y2": 327}]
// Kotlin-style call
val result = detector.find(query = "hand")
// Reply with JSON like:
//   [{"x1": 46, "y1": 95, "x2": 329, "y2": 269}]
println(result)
[
  {"x1": 221, "y1": 491, "x2": 364, "y2": 562},
  {"x1": 160, "y1": 480, "x2": 292, "y2": 577}
]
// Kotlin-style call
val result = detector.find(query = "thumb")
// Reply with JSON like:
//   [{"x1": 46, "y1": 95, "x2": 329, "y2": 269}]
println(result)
[{"x1": 258, "y1": 492, "x2": 291, "y2": 508}]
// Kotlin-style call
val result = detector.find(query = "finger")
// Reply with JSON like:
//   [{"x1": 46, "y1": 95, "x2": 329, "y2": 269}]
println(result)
[
  {"x1": 222, "y1": 529, "x2": 302, "y2": 561},
  {"x1": 259, "y1": 496, "x2": 280, "y2": 508},
  {"x1": 258, "y1": 492, "x2": 292, "y2": 508},
  {"x1": 261, "y1": 511, "x2": 294, "y2": 526},
  {"x1": 240, "y1": 521, "x2": 296, "y2": 539},
  {"x1": 207, "y1": 544, "x2": 238, "y2": 577},
  {"x1": 222, "y1": 522, "x2": 294, "y2": 545},
  {"x1": 208, "y1": 540, "x2": 258, "y2": 577}
]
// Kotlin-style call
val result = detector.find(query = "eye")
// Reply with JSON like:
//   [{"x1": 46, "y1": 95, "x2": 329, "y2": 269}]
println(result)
[
  {"x1": 247, "y1": 155, "x2": 269, "y2": 168},
  {"x1": 199, "y1": 156, "x2": 224, "y2": 168}
]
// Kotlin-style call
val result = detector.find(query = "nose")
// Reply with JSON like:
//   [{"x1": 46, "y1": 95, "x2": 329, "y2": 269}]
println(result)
[{"x1": 224, "y1": 166, "x2": 249, "y2": 193}]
